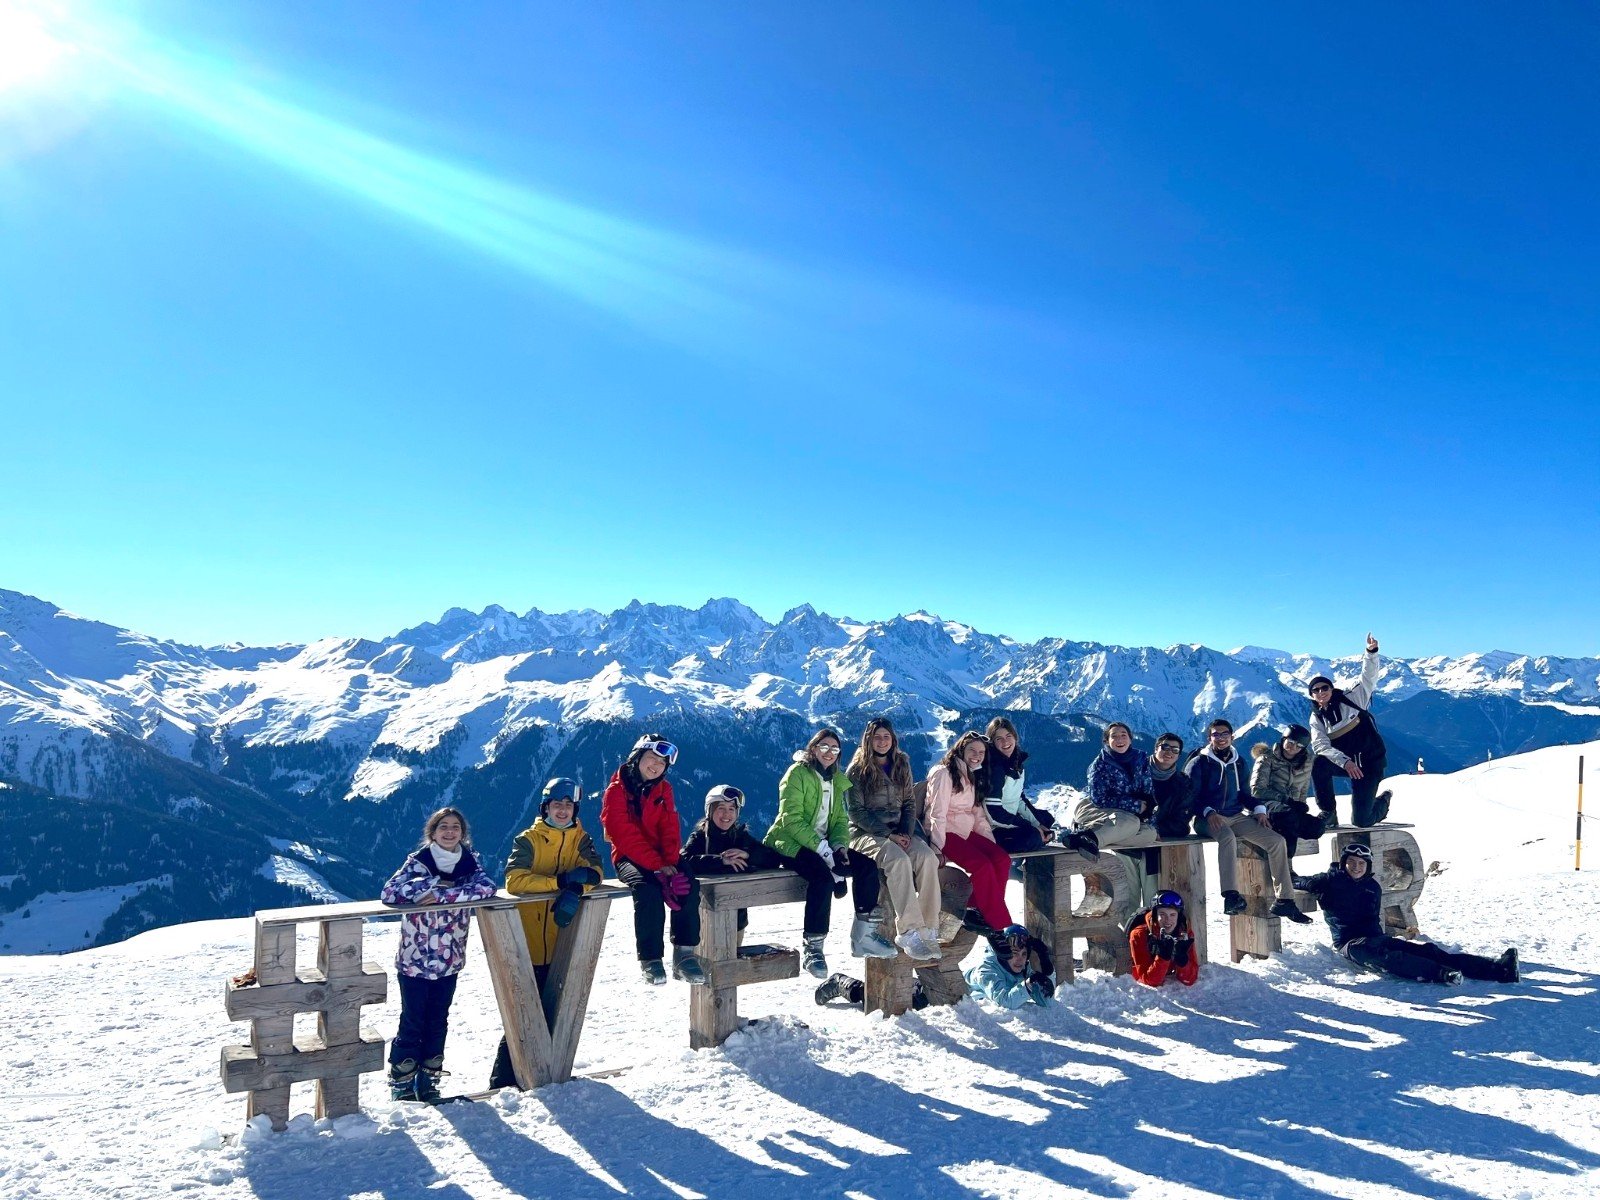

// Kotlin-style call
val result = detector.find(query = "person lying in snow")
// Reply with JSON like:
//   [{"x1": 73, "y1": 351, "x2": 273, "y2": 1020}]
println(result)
[
  {"x1": 1128, "y1": 889, "x2": 1199, "y2": 987},
  {"x1": 964, "y1": 924, "x2": 1056, "y2": 1009},
  {"x1": 1301, "y1": 842, "x2": 1519, "y2": 985}
]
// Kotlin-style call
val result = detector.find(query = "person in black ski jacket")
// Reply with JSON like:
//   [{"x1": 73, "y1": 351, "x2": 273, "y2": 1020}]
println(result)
[
  {"x1": 1301, "y1": 843, "x2": 1519, "y2": 985},
  {"x1": 1149, "y1": 733, "x2": 1194, "y2": 839},
  {"x1": 981, "y1": 716, "x2": 1057, "y2": 853},
  {"x1": 680, "y1": 784, "x2": 784, "y2": 944},
  {"x1": 1185, "y1": 720, "x2": 1307, "y2": 922},
  {"x1": 1308, "y1": 633, "x2": 1392, "y2": 827}
]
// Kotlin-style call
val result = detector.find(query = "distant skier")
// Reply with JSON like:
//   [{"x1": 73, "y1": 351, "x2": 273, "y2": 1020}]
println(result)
[
  {"x1": 981, "y1": 716, "x2": 1057, "y2": 853},
  {"x1": 1074, "y1": 723, "x2": 1161, "y2": 904},
  {"x1": 964, "y1": 924, "x2": 1056, "y2": 1008},
  {"x1": 380, "y1": 807, "x2": 497, "y2": 1102},
  {"x1": 488, "y1": 778, "x2": 603, "y2": 1089},
  {"x1": 764, "y1": 729, "x2": 865, "y2": 979},
  {"x1": 1128, "y1": 890, "x2": 1199, "y2": 988},
  {"x1": 845, "y1": 716, "x2": 942, "y2": 962},
  {"x1": 1300, "y1": 843, "x2": 1519, "y2": 985},
  {"x1": 1308, "y1": 633, "x2": 1392, "y2": 826},
  {"x1": 1250, "y1": 723, "x2": 1329, "y2": 875},
  {"x1": 600, "y1": 734, "x2": 707, "y2": 986},
  {"x1": 1186, "y1": 719, "x2": 1310, "y2": 924}
]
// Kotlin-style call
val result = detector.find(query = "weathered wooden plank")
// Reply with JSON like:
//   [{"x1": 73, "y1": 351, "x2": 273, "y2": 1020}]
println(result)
[
  {"x1": 545, "y1": 895, "x2": 614, "y2": 1079},
  {"x1": 222, "y1": 1037, "x2": 386, "y2": 1092},
  {"x1": 707, "y1": 949, "x2": 800, "y2": 989},
  {"x1": 254, "y1": 885, "x2": 629, "y2": 927},
  {"x1": 700, "y1": 871, "x2": 809, "y2": 911},
  {"x1": 1022, "y1": 852, "x2": 1067, "y2": 982},
  {"x1": 690, "y1": 908, "x2": 743, "y2": 1049},
  {"x1": 244, "y1": 923, "x2": 296, "y2": 1129},
  {"x1": 1230, "y1": 840, "x2": 1281, "y2": 963},
  {"x1": 476, "y1": 905, "x2": 556, "y2": 1090},
  {"x1": 1154, "y1": 842, "x2": 1208, "y2": 964},
  {"x1": 225, "y1": 967, "x2": 388, "y2": 1022},
  {"x1": 315, "y1": 918, "x2": 366, "y2": 1119}
]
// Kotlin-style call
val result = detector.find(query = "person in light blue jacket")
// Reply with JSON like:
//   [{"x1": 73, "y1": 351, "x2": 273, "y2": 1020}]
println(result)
[{"x1": 964, "y1": 924, "x2": 1055, "y2": 1008}]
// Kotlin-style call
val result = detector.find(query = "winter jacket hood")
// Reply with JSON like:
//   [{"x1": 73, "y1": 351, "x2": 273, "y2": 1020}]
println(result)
[
  {"x1": 381, "y1": 847, "x2": 497, "y2": 979},
  {"x1": 1250, "y1": 741, "x2": 1315, "y2": 811}
]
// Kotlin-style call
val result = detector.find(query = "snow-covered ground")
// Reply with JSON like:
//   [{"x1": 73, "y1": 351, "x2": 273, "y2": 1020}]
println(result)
[{"x1": 2, "y1": 743, "x2": 1596, "y2": 1199}]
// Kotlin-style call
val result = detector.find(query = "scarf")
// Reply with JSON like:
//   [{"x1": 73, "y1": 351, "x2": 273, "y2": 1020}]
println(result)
[
  {"x1": 1150, "y1": 757, "x2": 1179, "y2": 783},
  {"x1": 429, "y1": 842, "x2": 463, "y2": 874}
]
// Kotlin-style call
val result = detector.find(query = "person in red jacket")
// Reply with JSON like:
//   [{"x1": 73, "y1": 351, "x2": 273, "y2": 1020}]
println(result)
[
  {"x1": 1129, "y1": 890, "x2": 1199, "y2": 987},
  {"x1": 599, "y1": 733, "x2": 707, "y2": 987}
]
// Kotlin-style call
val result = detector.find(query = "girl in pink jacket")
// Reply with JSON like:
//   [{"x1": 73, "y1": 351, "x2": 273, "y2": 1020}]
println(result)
[{"x1": 925, "y1": 732, "x2": 1015, "y2": 936}]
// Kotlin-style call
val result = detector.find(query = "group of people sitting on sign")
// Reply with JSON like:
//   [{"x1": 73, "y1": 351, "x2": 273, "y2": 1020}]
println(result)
[{"x1": 375, "y1": 634, "x2": 1520, "y2": 1102}]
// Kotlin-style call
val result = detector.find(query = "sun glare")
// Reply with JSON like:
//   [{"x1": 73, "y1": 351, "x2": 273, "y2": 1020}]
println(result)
[{"x1": 0, "y1": 3, "x2": 70, "y2": 92}]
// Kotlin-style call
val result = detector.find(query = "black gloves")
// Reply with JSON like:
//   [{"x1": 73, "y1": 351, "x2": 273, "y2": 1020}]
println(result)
[
  {"x1": 1027, "y1": 936, "x2": 1054, "y2": 980},
  {"x1": 556, "y1": 867, "x2": 602, "y2": 889},
  {"x1": 1028, "y1": 971, "x2": 1055, "y2": 996},
  {"x1": 833, "y1": 848, "x2": 852, "y2": 873},
  {"x1": 1153, "y1": 934, "x2": 1177, "y2": 960},
  {"x1": 831, "y1": 877, "x2": 849, "y2": 899},
  {"x1": 1172, "y1": 937, "x2": 1192, "y2": 968}
]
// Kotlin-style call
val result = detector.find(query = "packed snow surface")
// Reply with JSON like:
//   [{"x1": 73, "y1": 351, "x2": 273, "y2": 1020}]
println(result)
[{"x1": 1, "y1": 743, "x2": 1596, "y2": 1199}]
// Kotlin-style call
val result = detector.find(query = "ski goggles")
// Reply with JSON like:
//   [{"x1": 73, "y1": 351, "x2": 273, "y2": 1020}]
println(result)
[
  {"x1": 706, "y1": 785, "x2": 744, "y2": 809},
  {"x1": 1342, "y1": 843, "x2": 1374, "y2": 862},
  {"x1": 631, "y1": 737, "x2": 679, "y2": 765},
  {"x1": 1153, "y1": 890, "x2": 1184, "y2": 911}
]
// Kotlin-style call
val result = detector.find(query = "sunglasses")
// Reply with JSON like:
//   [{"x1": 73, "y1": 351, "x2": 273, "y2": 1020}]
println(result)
[
  {"x1": 1284, "y1": 739, "x2": 1305, "y2": 750},
  {"x1": 633, "y1": 737, "x2": 679, "y2": 765},
  {"x1": 1310, "y1": 684, "x2": 1332, "y2": 695},
  {"x1": 1155, "y1": 743, "x2": 1182, "y2": 754},
  {"x1": 814, "y1": 743, "x2": 841, "y2": 755}
]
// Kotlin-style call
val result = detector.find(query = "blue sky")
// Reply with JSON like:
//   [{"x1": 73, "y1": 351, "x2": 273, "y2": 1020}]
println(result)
[{"x1": 1, "y1": 2, "x2": 1596, "y2": 658}]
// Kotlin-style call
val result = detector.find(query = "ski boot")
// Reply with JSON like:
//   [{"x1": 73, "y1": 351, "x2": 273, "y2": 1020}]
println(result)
[
  {"x1": 640, "y1": 958, "x2": 667, "y2": 986},
  {"x1": 1222, "y1": 890, "x2": 1247, "y2": 916},
  {"x1": 814, "y1": 972, "x2": 858, "y2": 1006},
  {"x1": 671, "y1": 946, "x2": 708, "y2": 985},
  {"x1": 1270, "y1": 898, "x2": 1312, "y2": 924},
  {"x1": 417, "y1": 1055, "x2": 445, "y2": 1103},
  {"x1": 849, "y1": 915, "x2": 897, "y2": 959},
  {"x1": 389, "y1": 1059, "x2": 425, "y2": 1103},
  {"x1": 1496, "y1": 948, "x2": 1520, "y2": 983},
  {"x1": 801, "y1": 935, "x2": 828, "y2": 980}
]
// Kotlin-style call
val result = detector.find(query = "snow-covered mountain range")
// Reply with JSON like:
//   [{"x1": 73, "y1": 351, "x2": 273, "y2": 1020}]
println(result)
[{"x1": 2, "y1": 585, "x2": 1597, "y2": 948}]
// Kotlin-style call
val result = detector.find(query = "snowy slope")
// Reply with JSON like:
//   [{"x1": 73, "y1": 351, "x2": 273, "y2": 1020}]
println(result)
[{"x1": 1, "y1": 741, "x2": 1595, "y2": 1199}]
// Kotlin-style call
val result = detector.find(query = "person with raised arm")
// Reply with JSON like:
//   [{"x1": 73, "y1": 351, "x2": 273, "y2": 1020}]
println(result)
[
  {"x1": 599, "y1": 734, "x2": 707, "y2": 987},
  {"x1": 1308, "y1": 632, "x2": 1392, "y2": 827},
  {"x1": 844, "y1": 716, "x2": 940, "y2": 962},
  {"x1": 380, "y1": 806, "x2": 497, "y2": 1102}
]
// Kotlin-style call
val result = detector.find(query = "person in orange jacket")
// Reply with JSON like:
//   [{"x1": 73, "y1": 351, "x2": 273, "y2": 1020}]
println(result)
[{"x1": 1129, "y1": 890, "x2": 1199, "y2": 987}]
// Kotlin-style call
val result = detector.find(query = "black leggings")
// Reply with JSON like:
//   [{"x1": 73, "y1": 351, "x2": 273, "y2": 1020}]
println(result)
[
  {"x1": 488, "y1": 963, "x2": 550, "y2": 1090},
  {"x1": 615, "y1": 858, "x2": 701, "y2": 961},
  {"x1": 780, "y1": 847, "x2": 838, "y2": 938},
  {"x1": 1342, "y1": 935, "x2": 1502, "y2": 983},
  {"x1": 1312, "y1": 752, "x2": 1389, "y2": 826}
]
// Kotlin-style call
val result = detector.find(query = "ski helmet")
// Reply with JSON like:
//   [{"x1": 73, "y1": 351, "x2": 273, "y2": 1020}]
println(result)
[
  {"x1": 704, "y1": 783, "x2": 745, "y2": 818},
  {"x1": 999, "y1": 924, "x2": 1029, "y2": 954},
  {"x1": 1153, "y1": 890, "x2": 1184, "y2": 913},
  {"x1": 540, "y1": 777, "x2": 580, "y2": 819}
]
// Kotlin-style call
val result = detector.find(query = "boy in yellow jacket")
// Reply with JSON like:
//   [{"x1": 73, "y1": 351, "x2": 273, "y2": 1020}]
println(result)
[{"x1": 487, "y1": 777, "x2": 602, "y2": 1089}]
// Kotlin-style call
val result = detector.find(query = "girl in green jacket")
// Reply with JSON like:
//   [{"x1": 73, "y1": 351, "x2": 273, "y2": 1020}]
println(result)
[{"x1": 764, "y1": 728, "x2": 856, "y2": 979}]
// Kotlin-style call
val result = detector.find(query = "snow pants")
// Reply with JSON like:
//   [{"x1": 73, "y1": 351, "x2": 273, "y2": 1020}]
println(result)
[
  {"x1": 1268, "y1": 803, "x2": 1329, "y2": 863},
  {"x1": 1312, "y1": 752, "x2": 1389, "y2": 826},
  {"x1": 1210, "y1": 813, "x2": 1295, "y2": 900},
  {"x1": 615, "y1": 857, "x2": 701, "y2": 962},
  {"x1": 1342, "y1": 935, "x2": 1505, "y2": 983},
  {"x1": 991, "y1": 820, "x2": 1048, "y2": 855},
  {"x1": 851, "y1": 832, "x2": 943, "y2": 934},
  {"x1": 942, "y1": 831, "x2": 1014, "y2": 931},
  {"x1": 391, "y1": 971, "x2": 459, "y2": 1069}
]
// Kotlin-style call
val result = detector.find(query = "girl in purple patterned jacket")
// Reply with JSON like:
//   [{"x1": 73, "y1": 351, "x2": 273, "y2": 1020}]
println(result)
[{"x1": 380, "y1": 807, "x2": 496, "y2": 1101}]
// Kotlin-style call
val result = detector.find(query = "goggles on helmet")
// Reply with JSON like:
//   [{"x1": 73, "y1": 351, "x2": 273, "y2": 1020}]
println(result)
[
  {"x1": 1153, "y1": 890, "x2": 1184, "y2": 912},
  {"x1": 707, "y1": 784, "x2": 744, "y2": 808},
  {"x1": 632, "y1": 737, "x2": 679, "y2": 765},
  {"x1": 1342, "y1": 843, "x2": 1374, "y2": 862}
]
